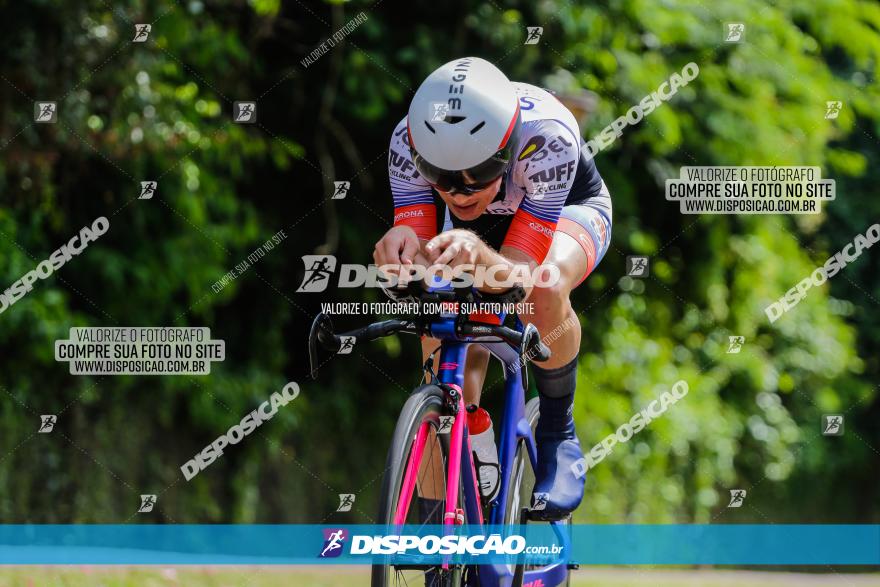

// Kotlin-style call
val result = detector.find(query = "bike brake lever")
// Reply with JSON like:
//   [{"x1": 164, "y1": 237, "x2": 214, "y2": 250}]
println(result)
[
  {"x1": 308, "y1": 313, "x2": 338, "y2": 379},
  {"x1": 422, "y1": 347, "x2": 440, "y2": 386},
  {"x1": 520, "y1": 323, "x2": 552, "y2": 363}
]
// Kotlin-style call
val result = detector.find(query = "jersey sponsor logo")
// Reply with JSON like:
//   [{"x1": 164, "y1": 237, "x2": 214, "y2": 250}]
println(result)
[
  {"x1": 589, "y1": 214, "x2": 609, "y2": 250},
  {"x1": 578, "y1": 233, "x2": 597, "y2": 268},
  {"x1": 394, "y1": 209, "x2": 425, "y2": 222},
  {"x1": 529, "y1": 221, "x2": 554, "y2": 238},
  {"x1": 530, "y1": 134, "x2": 573, "y2": 162},
  {"x1": 444, "y1": 58, "x2": 474, "y2": 111},
  {"x1": 390, "y1": 169, "x2": 415, "y2": 181},
  {"x1": 518, "y1": 96, "x2": 539, "y2": 110},
  {"x1": 517, "y1": 135, "x2": 546, "y2": 160},
  {"x1": 528, "y1": 160, "x2": 576, "y2": 184},
  {"x1": 389, "y1": 148, "x2": 419, "y2": 177}
]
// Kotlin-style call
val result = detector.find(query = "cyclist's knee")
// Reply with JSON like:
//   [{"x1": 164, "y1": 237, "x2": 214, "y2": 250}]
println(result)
[{"x1": 529, "y1": 277, "x2": 572, "y2": 316}]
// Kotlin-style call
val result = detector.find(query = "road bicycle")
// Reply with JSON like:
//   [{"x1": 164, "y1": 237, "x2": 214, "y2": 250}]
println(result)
[{"x1": 309, "y1": 284, "x2": 575, "y2": 586}]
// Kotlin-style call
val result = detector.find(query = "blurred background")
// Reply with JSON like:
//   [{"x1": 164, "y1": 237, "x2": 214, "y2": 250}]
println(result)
[{"x1": 0, "y1": 0, "x2": 878, "y2": 543}]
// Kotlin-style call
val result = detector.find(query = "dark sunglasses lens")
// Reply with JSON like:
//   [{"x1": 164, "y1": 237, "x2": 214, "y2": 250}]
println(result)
[
  {"x1": 411, "y1": 148, "x2": 503, "y2": 194},
  {"x1": 459, "y1": 183, "x2": 488, "y2": 195}
]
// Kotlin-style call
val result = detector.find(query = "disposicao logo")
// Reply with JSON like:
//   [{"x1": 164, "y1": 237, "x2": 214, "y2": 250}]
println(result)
[{"x1": 319, "y1": 528, "x2": 348, "y2": 558}]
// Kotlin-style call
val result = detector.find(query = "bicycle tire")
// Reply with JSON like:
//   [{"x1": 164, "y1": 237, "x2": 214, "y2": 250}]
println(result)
[{"x1": 371, "y1": 384, "x2": 465, "y2": 587}]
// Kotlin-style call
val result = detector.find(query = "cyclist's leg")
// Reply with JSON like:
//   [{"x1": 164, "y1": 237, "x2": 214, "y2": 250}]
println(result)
[{"x1": 522, "y1": 197, "x2": 612, "y2": 519}]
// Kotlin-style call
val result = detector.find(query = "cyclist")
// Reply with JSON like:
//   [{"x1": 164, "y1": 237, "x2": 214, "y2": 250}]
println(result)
[{"x1": 374, "y1": 57, "x2": 612, "y2": 520}]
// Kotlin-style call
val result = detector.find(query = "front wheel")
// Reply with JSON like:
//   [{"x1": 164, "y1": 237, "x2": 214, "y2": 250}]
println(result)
[{"x1": 372, "y1": 384, "x2": 465, "y2": 587}]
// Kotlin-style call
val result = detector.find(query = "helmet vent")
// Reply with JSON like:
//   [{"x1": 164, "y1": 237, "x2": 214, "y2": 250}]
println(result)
[
  {"x1": 469, "y1": 121, "x2": 486, "y2": 134},
  {"x1": 423, "y1": 121, "x2": 436, "y2": 134}
]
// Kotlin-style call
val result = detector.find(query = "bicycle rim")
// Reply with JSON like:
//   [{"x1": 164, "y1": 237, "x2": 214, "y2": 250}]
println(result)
[{"x1": 372, "y1": 384, "x2": 465, "y2": 587}]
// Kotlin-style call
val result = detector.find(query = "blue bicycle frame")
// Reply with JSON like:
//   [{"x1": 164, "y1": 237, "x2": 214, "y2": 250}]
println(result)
[{"x1": 427, "y1": 310, "x2": 571, "y2": 587}]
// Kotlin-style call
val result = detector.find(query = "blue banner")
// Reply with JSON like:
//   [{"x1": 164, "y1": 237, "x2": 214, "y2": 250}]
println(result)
[{"x1": 0, "y1": 525, "x2": 877, "y2": 565}]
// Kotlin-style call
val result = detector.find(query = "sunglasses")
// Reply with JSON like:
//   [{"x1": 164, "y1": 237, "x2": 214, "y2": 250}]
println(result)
[{"x1": 432, "y1": 176, "x2": 501, "y2": 196}]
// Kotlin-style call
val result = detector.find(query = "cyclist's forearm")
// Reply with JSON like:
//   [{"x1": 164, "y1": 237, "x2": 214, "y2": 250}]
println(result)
[{"x1": 477, "y1": 245, "x2": 537, "y2": 295}]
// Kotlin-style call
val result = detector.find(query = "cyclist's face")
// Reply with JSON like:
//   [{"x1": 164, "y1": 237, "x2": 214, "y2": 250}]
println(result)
[{"x1": 436, "y1": 176, "x2": 503, "y2": 221}]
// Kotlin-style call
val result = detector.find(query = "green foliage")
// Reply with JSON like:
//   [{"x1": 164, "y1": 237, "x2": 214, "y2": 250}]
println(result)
[{"x1": 0, "y1": 0, "x2": 877, "y2": 526}]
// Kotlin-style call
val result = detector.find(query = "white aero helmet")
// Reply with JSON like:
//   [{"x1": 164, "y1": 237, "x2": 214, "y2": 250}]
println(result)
[{"x1": 407, "y1": 57, "x2": 521, "y2": 194}]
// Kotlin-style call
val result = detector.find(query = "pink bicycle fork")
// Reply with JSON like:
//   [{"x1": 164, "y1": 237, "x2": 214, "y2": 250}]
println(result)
[
  {"x1": 392, "y1": 385, "x2": 484, "y2": 571},
  {"x1": 392, "y1": 390, "x2": 472, "y2": 528}
]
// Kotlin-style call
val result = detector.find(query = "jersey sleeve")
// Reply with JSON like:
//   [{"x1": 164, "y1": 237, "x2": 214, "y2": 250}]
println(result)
[
  {"x1": 388, "y1": 118, "x2": 437, "y2": 241},
  {"x1": 502, "y1": 119, "x2": 580, "y2": 263}
]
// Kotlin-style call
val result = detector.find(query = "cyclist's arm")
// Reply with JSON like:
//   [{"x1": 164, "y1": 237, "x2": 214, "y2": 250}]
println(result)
[
  {"x1": 425, "y1": 230, "x2": 538, "y2": 295},
  {"x1": 388, "y1": 118, "x2": 437, "y2": 242},
  {"x1": 502, "y1": 120, "x2": 580, "y2": 264},
  {"x1": 485, "y1": 244, "x2": 539, "y2": 295},
  {"x1": 376, "y1": 119, "x2": 438, "y2": 270},
  {"x1": 482, "y1": 120, "x2": 580, "y2": 294}
]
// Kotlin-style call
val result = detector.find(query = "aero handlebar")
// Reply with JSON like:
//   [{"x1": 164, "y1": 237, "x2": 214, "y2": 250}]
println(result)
[{"x1": 308, "y1": 285, "x2": 551, "y2": 379}]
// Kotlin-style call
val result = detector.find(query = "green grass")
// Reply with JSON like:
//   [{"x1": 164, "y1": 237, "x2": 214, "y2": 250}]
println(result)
[{"x1": 1, "y1": 567, "x2": 878, "y2": 586}]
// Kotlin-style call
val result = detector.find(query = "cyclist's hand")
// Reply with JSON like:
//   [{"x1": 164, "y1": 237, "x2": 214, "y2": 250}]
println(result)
[
  {"x1": 425, "y1": 229, "x2": 485, "y2": 268},
  {"x1": 373, "y1": 225, "x2": 421, "y2": 269}
]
